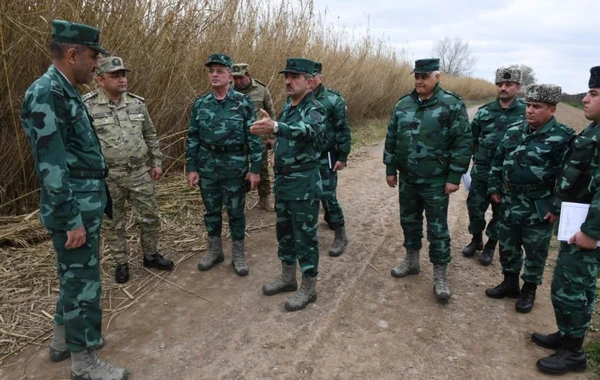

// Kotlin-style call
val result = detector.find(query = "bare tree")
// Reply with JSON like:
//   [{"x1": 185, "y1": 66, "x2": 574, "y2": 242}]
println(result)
[
  {"x1": 507, "y1": 64, "x2": 537, "y2": 87},
  {"x1": 432, "y1": 37, "x2": 476, "y2": 77}
]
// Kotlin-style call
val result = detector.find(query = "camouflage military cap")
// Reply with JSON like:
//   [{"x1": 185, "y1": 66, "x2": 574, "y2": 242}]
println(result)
[
  {"x1": 411, "y1": 58, "x2": 440, "y2": 74},
  {"x1": 526, "y1": 84, "x2": 562, "y2": 104},
  {"x1": 232, "y1": 63, "x2": 249, "y2": 77},
  {"x1": 313, "y1": 61, "x2": 323, "y2": 74},
  {"x1": 589, "y1": 66, "x2": 600, "y2": 88},
  {"x1": 97, "y1": 56, "x2": 130, "y2": 74},
  {"x1": 205, "y1": 53, "x2": 232, "y2": 68},
  {"x1": 495, "y1": 67, "x2": 522, "y2": 84},
  {"x1": 51, "y1": 19, "x2": 108, "y2": 55},
  {"x1": 279, "y1": 58, "x2": 315, "y2": 75}
]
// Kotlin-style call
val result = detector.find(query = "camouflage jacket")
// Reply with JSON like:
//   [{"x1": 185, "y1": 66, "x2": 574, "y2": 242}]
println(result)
[
  {"x1": 20, "y1": 65, "x2": 107, "y2": 232},
  {"x1": 274, "y1": 91, "x2": 325, "y2": 200},
  {"x1": 84, "y1": 90, "x2": 163, "y2": 170},
  {"x1": 383, "y1": 84, "x2": 472, "y2": 184},
  {"x1": 236, "y1": 78, "x2": 275, "y2": 120},
  {"x1": 488, "y1": 117, "x2": 574, "y2": 225},
  {"x1": 313, "y1": 84, "x2": 352, "y2": 162},
  {"x1": 185, "y1": 86, "x2": 261, "y2": 179},
  {"x1": 470, "y1": 97, "x2": 526, "y2": 181}
]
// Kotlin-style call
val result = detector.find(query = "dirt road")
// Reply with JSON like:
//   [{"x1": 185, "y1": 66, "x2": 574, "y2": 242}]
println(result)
[{"x1": 1, "y1": 105, "x2": 593, "y2": 379}]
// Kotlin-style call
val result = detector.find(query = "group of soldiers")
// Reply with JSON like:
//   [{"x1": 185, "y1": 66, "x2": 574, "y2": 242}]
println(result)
[{"x1": 17, "y1": 18, "x2": 600, "y2": 379}]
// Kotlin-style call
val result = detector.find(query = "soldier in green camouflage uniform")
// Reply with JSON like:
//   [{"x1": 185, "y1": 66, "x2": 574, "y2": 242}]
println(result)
[
  {"x1": 186, "y1": 54, "x2": 262, "y2": 276},
  {"x1": 384, "y1": 58, "x2": 472, "y2": 301},
  {"x1": 312, "y1": 61, "x2": 352, "y2": 257},
  {"x1": 463, "y1": 68, "x2": 526, "y2": 266},
  {"x1": 84, "y1": 57, "x2": 173, "y2": 284},
  {"x1": 250, "y1": 58, "x2": 325, "y2": 311},
  {"x1": 232, "y1": 63, "x2": 276, "y2": 211},
  {"x1": 20, "y1": 20, "x2": 128, "y2": 380},
  {"x1": 486, "y1": 84, "x2": 574, "y2": 314},
  {"x1": 533, "y1": 66, "x2": 600, "y2": 375}
]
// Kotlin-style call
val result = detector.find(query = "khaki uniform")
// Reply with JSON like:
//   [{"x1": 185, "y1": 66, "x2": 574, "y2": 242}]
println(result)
[{"x1": 84, "y1": 90, "x2": 163, "y2": 265}]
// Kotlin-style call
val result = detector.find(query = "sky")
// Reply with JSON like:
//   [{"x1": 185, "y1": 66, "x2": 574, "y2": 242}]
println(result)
[{"x1": 312, "y1": 0, "x2": 599, "y2": 94}]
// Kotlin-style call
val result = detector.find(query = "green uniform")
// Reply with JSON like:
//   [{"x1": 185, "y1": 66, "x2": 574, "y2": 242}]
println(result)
[
  {"x1": 384, "y1": 84, "x2": 472, "y2": 263},
  {"x1": 236, "y1": 78, "x2": 276, "y2": 198},
  {"x1": 84, "y1": 90, "x2": 163, "y2": 265},
  {"x1": 467, "y1": 98, "x2": 526, "y2": 240},
  {"x1": 185, "y1": 86, "x2": 261, "y2": 241},
  {"x1": 313, "y1": 84, "x2": 351, "y2": 229},
  {"x1": 20, "y1": 65, "x2": 108, "y2": 352},
  {"x1": 488, "y1": 117, "x2": 574, "y2": 284},
  {"x1": 274, "y1": 91, "x2": 325, "y2": 277},
  {"x1": 552, "y1": 122, "x2": 600, "y2": 337}
]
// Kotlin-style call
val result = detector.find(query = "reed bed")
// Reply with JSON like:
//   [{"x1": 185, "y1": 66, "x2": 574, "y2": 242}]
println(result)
[{"x1": 0, "y1": 0, "x2": 497, "y2": 214}]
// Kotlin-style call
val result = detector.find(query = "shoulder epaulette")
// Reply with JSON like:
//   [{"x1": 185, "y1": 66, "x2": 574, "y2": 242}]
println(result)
[
  {"x1": 49, "y1": 79, "x2": 64, "y2": 96},
  {"x1": 82, "y1": 90, "x2": 99, "y2": 102},
  {"x1": 128, "y1": 92, "x2": 145, "y2": 102},
  {"x1": 441, "y1": 89, "x2": 462, "y2": 100},
  {"x1": 326, "y1": 87, "x2": 343, "y2": 97},
  {"x1": 478, "y1": 100, "x2": 494, "y2": 110},
  {"x1": 254, "y1": 79, "x2": 267, "y2": 87},
  {"x1": 397, "y1": 93, "x2": 412, "y2": 102}
]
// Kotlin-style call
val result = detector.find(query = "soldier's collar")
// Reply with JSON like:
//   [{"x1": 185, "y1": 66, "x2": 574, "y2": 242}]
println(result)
[{"x1": 50, "y1": 65, "x2": 79, "y2": 98}]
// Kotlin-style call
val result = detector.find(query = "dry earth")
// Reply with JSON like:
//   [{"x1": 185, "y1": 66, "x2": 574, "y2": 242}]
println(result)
[{"x1": 0, "y1": 104, "x2": 594, "y2": 380}]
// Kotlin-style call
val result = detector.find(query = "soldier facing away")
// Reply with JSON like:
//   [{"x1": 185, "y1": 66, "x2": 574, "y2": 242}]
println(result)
[
  {"x1": 463, "y1": 67, "x2": 526, "y2": 265},
  {"x1": 84, "y1": 57, "x2": 174, "y2": 284},
  {"x1": 384, "y1": 58, "x2": 472, "y2": 300},
  {"x1": 532, "y1": 66, "x2": 600, "y2": 375},
  {"x1": 20, "y1": 20, "x2": 128, "y2": 380},
  {"x1": 312, "y1": 61, "x2": 351, "y2": 257},
  {"x1": 186, "y1": 54, "x2": 262, "y2": 276},
  {"x1": 250, "y1": 58, "x2": 325, "y2": 311},
  {"x1": 486, "y1": 84, "x2": 574, "y2": 313},
  {"x1": 232, "y1": 63, "x2": 276, "y2": 211}
]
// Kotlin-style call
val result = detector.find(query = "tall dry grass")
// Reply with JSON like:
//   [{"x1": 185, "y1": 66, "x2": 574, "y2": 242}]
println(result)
[{"x1": 0, "y1": 0, "x2": 497, "y2": 214}]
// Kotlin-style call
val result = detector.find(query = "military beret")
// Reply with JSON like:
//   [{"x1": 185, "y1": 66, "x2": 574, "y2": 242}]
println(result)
[
  {"x1": 97, "y1": 56, "x2": 130, "y2": 74},
  {"x1": 205, "y1": 53, "x2": 232, "y2": 68},
  {"x1": 279, "y1": 58, "x2": 316, "y2": 75},
  {"x1": 589, "y1": 66, "x2": 600, "y2": 88},
  {"x1": 51, "y1": 19, "x2": 108, "y2": 55},
  {"x1": 411, "y1": 58, "x2": 440, "y2": 74},
  {"x1": 526, "y1": 84, "x2": 562, "y2": 105},
  {"x1": 232, "y1": 63, "x2": 249, "y2": 77},
  {"x1": 313, "y1": 61, "x2": 323, "y2": 74},
  {"x1": 495, "y1": 67, "x2": 522, "y2": 84}
]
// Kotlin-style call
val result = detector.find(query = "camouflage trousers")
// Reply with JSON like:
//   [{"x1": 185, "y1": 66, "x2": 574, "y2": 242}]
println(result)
[
  {"x1": 276, "y1": 199, "x2": 320, "y2": 277},
  {"x1": 200, "y1": 176, "x2": 246, "y2": 241},
  {"x1": 49, "y1": 228, "x2": 102, "y2": 352},
  {"x1": 105, "y1": 166, "x2": 160, "y2": 265},
  {"x1": 319, "y1": 160, "x2": 345, "y2": 228},
  {"x1": 551, "y1": 242, "x2": 600, "y2": 338},
  {"x1": 399, "y1": 180, "x2": 451, "y2": 265},
  {"x1": 466, "y1": 176, "x2": 499, "y2": 240},
  {"x1": 498, "y1": 221, "x2": 553, "y2": 285},
  {"x1": 258, "y1": 139, "x2": 272, "y2": 198}
]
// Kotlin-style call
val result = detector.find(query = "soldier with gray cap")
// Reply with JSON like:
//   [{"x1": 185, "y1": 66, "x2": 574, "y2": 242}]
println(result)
[
  {"x1": 232, "y1": 63, "x2": 276, "y2": 211},
  {"x1": 463, "y1": 67, "x2": 526, "y2": 266},
  {"x1": 486, "y1": 84, "x2": 574, "y2": 314},
  {"x1": 84, "y1": 57, "x2": 173, "y2": 285}
]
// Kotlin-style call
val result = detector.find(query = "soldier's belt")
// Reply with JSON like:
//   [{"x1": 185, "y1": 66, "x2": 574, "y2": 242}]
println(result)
[
  {"x1": 275, "y1": 161, "x2": 317, "y2": 175},
  {"x1": 69, "y1": 166, "x2": 109, "y2": 179},
  {"x1": 503, "y1": 182, "x2": 552, "y2": 194},
  {"x1": 200, "y1": 141, "x2": 247, "y2": 153}
]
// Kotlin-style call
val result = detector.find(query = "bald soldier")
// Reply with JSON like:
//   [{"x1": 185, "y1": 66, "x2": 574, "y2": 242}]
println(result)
[
  {"x1": 232, "y1": 63, "x2": 276, "y2": 211},
  {"x1": 84, "y1": 57, "x2": 173, "y2": 284}
]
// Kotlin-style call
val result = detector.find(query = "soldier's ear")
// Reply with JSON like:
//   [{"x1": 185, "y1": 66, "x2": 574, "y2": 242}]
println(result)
[{"x1": 65, "y1": 47, "x2": 79, "y2": 65}]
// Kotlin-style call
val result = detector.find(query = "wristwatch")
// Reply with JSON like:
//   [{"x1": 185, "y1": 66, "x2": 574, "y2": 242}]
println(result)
[{"x1": 273, "y1": 121, "x2": 279, "y2": 134}]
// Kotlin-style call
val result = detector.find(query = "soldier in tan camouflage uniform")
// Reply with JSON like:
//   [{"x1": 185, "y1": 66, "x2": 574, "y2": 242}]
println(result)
[
  {"x1": 84, "y1": 57, "x2": 173, "y2": 284},
  {"x1": 232, "y1": 63, "x2": 276, "y2": 211}
]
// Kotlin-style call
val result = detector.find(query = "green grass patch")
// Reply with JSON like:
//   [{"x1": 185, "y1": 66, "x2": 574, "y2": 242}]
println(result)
[
  {"x1": 585, "y1": 338, "x2": 600, "y2": 377},
  {"x1": 352, "y1": 119, "x2": 388, "y2": 147},
  {"x1": 568, "y1": 101, "x2": 584, "y2": 109}
]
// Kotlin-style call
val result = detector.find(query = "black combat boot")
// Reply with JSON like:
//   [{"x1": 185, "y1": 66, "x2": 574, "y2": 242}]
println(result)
[
  {"x1": 115, "y1": 263, "x2": 129, "y2": 284},
  {"x1": 143, "y1": 253, "x2": 174, "y2": 271},
  {"x1": 515, "y1": 282, "x2": 537, "y2": 313},
  {"x1": 479, "y1": 239, "x2": 497, "y2": 266},
  {"x1": 485, "y1": 272, "x2": 520, "y2": 298},
  {"x1": 532, "y1": 331, "x2": 564, "y2": 350},
  {"x1": 462, "y1": 232, "x2": 483, "y2": 257},
  {"x1": 536, "y1": 336, "x2": 587, "y2": 374}
]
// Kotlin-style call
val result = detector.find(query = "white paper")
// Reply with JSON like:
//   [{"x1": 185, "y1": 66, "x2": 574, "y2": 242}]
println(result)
[
  {"x1": 557, "y1": 202, "x2": 600, "y2": 246},
  {"x1": 462, "y1": 172, "x2": 472, "y2": 191}
]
